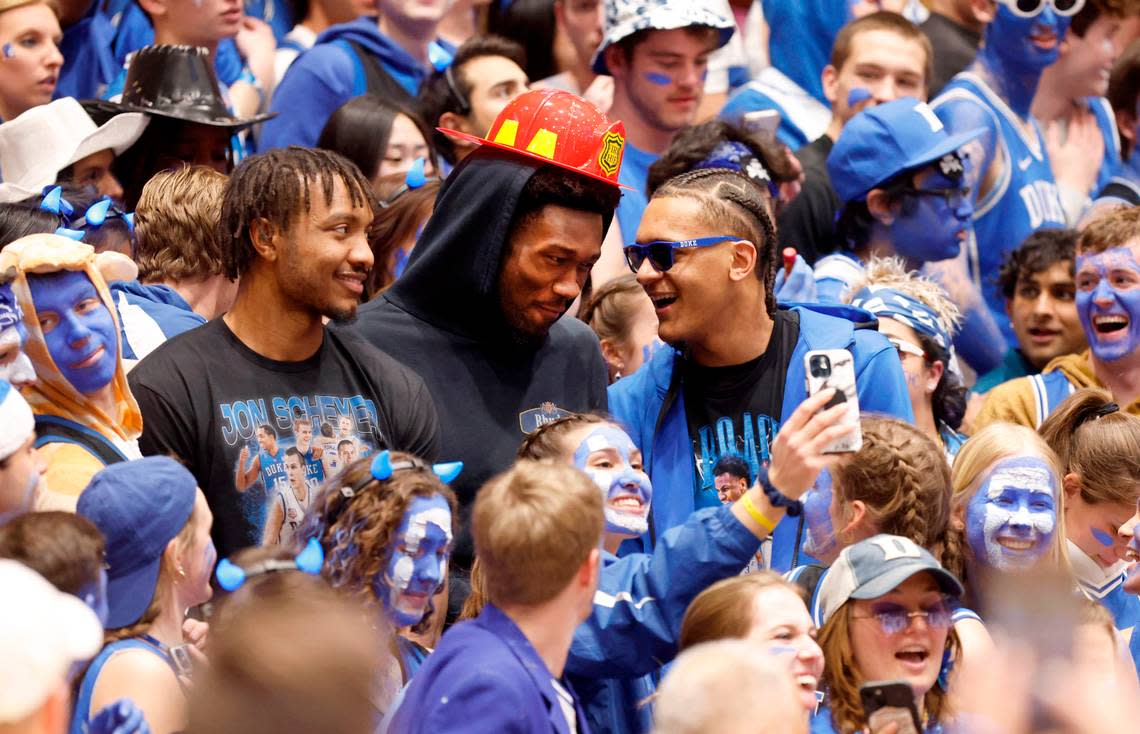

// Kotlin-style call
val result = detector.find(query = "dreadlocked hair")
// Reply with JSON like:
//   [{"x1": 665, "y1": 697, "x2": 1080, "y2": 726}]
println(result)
[
  {"x1": 831, "y1": 417, "x2": 951, "y2": 553},
  {"x1": 652, "y1": 168, "x2": 779, "y2": 317},
  {"x1": 516, "y1": 412, "x2": 611, "y2": 461},
  {"x1": 296, "y1": 451, "x2": 458, "y2": 635},
  {"x1": 220, "y1": 146, "x2": 375, "y2": 279}
]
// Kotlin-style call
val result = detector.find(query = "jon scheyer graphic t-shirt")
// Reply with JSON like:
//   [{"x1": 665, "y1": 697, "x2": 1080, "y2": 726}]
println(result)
[
  {"x1": 128, "y1": 319, "x2": 440, "y2": 557},
  {"x1": 683, "y1": 310, "x2": 799, "y2": 508}
]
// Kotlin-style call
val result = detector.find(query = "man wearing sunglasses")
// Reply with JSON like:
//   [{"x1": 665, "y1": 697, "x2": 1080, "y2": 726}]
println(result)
[
  {"x1": 929, "y1": 0, "x2": 1077, "y2": 375},
  {"x1": 813, "y1": 97, "x2": 982, "y2": 305}
]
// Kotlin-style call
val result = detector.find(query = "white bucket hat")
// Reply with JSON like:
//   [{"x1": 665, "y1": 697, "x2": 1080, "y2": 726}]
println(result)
[
  {"x1": 591, "y1": 0, "x2": 736, "y2": 76},
  {"x1": 0, "y1": 97, "x2": 149, "y2": 204}
]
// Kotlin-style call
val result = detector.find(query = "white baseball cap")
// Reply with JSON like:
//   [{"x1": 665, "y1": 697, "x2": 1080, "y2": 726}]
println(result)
[
  {"x1": 0, "y1": 98, "x2": 148, "y2": 203},
  {"x1": 0, "y1": 560, "x2": 103, "y2": 722},
  {"x1": 0, "y1": 379, "x2": 33, "y2": 461}
]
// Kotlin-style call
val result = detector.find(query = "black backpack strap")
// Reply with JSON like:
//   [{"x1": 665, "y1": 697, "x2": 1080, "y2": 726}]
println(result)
[
  {"x1": 1100, "y1": 179, "x2": 1140, "y2": 207},
  {"x1": 34, "y1": 415, "x2": 128, "y2": 466},
  {"x1": 790, "y1": 563, "x2": 827, "y2": 605},
  {"x1": 344, "y1": 39, "x2": 415, "y2": 106}
]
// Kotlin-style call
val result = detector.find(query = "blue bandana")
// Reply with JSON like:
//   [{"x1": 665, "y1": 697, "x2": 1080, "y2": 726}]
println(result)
[
  {"x1": 694, "y1": 141, "x2": 778, "y2": 197},
  {"x1": 849, "y1": 285, "x2": 953, "y2": 351}
]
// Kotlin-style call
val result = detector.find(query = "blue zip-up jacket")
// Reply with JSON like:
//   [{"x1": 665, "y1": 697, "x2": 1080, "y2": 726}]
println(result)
[
  {"x1": 109, "y1": 281, "x2": 206, "y2": 361},
  {"x1": 567, "y1": 505, "x2": 763, "y2": 734},
  {"x1": 608, "y1": 304, "x2": 914, "y2": 571},
  {"x1": 262, "y1": 18, "x2": 447, "y2": 150}
]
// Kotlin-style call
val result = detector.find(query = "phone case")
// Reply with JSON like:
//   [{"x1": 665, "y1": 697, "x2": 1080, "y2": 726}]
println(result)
[
  {"x1": 867, "y1": 708, "x2": 920, "y2": 734},
  {"x1": 860, "y1": 680, "x2": 922, "y2": 734},
  {"x1": 804, "y1": 349, "x2": 862, "y2": 453}
]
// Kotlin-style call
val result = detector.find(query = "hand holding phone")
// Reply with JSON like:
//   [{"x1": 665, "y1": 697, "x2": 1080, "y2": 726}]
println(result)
[
  {"x1": 804, "y1": 349, "x2": 861, "y2": 453},
  {"x1": 860, "y1": 680, "x2": 922, "y2": 734}
]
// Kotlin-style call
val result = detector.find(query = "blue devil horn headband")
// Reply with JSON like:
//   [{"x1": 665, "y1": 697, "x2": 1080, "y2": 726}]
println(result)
[
  {"x1": 366, "y1": 449, "x2": 464, "y2": 483},
  {"x1": 214, "y1": 537, "x2": 325, "y2": 592}
]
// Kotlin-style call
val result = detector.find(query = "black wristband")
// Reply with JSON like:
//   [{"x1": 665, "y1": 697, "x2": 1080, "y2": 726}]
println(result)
[{"x1": 757, "y1": 465, "x2": 802, "y2": 517}]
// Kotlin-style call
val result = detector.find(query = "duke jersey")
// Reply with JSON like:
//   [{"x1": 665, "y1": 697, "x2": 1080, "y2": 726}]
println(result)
[
  {"x1": 258, "y1": 447, "x2": 288, "y2": 492},
  {"x1": 274, "y1": 481, "x2": 311, "y2": 547},
  {"x1": 1069, "y1": 541, "x2": 1140, "y2": 674},
  {"x1": 1089, "y1": 96, "x2": 1122, "y2": 197},
  {"x1": 933, "y1": 73, "x2": 1066, "y2": 345}
]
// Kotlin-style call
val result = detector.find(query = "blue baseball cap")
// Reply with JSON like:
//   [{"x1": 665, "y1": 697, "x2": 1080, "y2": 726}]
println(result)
[
  {"x1": 827, "y1": 97, "x2": 985, "y2": 204},
  {"x1": 77, "y1": 457, "x2": 198, "y2": 629},
  {"x1": 814, "y1": 534, "x2": 963, "y2": 627}
]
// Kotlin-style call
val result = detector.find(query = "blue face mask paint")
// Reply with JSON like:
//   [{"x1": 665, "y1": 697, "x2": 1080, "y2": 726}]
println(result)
[
  {"x1": 376, "y1": 494, "x2": 452, "y2": 629},
  {"x1": 77, "y1": 567, "x2": 110, "y2": 628},
  {"x1": 572, "y1": 425, "x2": 653, "y2": 538},
  {"x1": 0, "y1": 283, "x2": 34, "y2": 388},
  {"x1": 27, "y1": 271, "x2": 118, "y2": 395},
  {"x1": 1075, "y1": 247, "x2": 1140, "y2": 363},
  {"x1": 986, "y1": 4, "x2": 1071, "y2": 73},
  {"x1": 965, "y1": 456, "x2": 1057, "y2": 571},
  {"x1": 889, "y1": 159, "x2": 974, "y2": 265},
  {"x1": 801, "y1": 468, "x2": 838, "y2": 562}
]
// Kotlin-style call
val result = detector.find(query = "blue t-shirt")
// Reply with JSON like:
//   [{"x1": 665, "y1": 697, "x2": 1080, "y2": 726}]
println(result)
[{"x1": 614, "y1": 142, "x2": 659, "y2": 244}]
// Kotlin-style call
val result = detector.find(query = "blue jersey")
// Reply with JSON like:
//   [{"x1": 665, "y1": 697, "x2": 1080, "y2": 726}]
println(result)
[
  {"x1": 258, "y1": 447, "x2": 287, "y2": 493},
  {"x1": 933, "y1": 73, "x2": 1066, "y2": 346},
  {"x1": 615, "y1": 142, "x2": 659, "y2": 244},
  {"x1": 1088, "y1": 96, "x2": 1122, "y2": 197},
  {"x1": 1070, "y1": 541, "x2": 1140, "y2": 675}
]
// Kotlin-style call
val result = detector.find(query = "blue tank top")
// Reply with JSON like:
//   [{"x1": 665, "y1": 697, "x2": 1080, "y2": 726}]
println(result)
[
  {"x1": 1088, "y1": 96, "x2": 1122, "y2": 197},
  {"x1": 933, "y1": 73, "x2": 1067, "y2": 345},
  {"x1": 71, "y1": 638, "x2": 178, "y2": 734}
]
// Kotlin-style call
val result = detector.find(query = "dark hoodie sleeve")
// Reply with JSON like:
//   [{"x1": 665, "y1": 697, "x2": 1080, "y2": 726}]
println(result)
[{"x1": 388, "y1": 368, "x2": 441, "y2": 462}]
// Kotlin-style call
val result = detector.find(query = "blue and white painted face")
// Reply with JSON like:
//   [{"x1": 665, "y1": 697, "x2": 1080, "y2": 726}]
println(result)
[
  {"x1": 376, "y1": 494, "x2": 452, "y2": 629},
  {"x1": 1075, "y1": 245, "x2": 1140, "y2": 363},
  {"x1": 965, "y1": 456, "x2": 1058, "y2": 572},
  {"x1": 77, "y1": 566, "x2": 109, "y2": 628},
  {"x1": 1125, "y1": 519, "x2": 1140, "y2": 593},
  {"x1": 801, "y1": 469, "x2": 839, "y2": 563},
  {"x1": 571, "y1": 424, "x2": 653, "y2": 538},
  {"x1": 987, "y1": 3, "x2": 1073, "y2": 73},
  {"x1": 0, "y1": 283, "x2": 33, "y2": 388},
  {"x1": 889, "y1": 155, "x2": 973, "y2": 265},
  {"x1": 27, "y1": 271, "x2": 118, "y2": 395}
]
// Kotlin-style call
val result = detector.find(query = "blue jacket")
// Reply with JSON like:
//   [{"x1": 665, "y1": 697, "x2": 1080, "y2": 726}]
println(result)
[
  {"x1": 608, "y1": 304, "x2": 913, "y2": 571},
  {"x1": 568, "y1": 505, "x2": 763, "y2": 734},
  {"x1": 389, "y1": 604, "x2": 590, "y2": 734},
  {"x1": 262, "y1": 18, "x2": 446, "y2": 149},
  {"x1": 109, "y1": 281, "x2": 206, "y2": 361}
]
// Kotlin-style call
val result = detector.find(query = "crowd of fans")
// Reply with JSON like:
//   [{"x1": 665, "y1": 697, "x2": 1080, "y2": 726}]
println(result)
[{"x1": 1, "y1": 0, "x2": 1140, "y2": 733}]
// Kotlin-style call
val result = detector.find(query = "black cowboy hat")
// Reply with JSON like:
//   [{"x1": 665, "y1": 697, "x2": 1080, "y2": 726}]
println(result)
[{"x1": 100, "y1": 44, "x2": 275, "y2": 129}]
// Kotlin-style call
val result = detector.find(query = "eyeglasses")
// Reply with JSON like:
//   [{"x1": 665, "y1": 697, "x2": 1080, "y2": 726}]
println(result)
[
  {"x1": 623, "y1": 236, "x2": 739, "y2": 273},
  {"x1": 852, "y1": 599, "x2": 955, "y2": 635},
  {"x1": 999, "y1": 0, "x2": 1085, "y2": 17},
  {"x1": 902, "y1": 185, "x2": 971, "y2": 208},
  {"x1": 887, "y1": 337, "x2": 926, "y2": 360}
]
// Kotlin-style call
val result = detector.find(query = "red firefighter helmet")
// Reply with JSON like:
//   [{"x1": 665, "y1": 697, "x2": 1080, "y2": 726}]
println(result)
[{"x1": 438, "y1": 88, "x2": 628, "y2": 188}]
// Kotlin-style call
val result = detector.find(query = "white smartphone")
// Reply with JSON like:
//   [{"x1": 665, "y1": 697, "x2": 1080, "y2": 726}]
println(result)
[
  {"x1": 804, "y1": 349, "x2": 862, "y2": 454},
  {"x1": 742, "y1": 109, "x2": 780, "y2": 144}
]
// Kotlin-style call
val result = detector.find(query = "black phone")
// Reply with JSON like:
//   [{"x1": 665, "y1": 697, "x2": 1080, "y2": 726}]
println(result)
[
  {"x1": 170, "y1": 644, "x2": 194, "y2": 678},
  {"x1": 859, "y1": 680, "x2": 921, "y2": 734}
]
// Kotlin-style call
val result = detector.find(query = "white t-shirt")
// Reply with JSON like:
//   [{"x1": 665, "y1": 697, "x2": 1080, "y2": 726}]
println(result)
[{"x1": 551, "y1": 678, "x2": 579, "y2": 733}]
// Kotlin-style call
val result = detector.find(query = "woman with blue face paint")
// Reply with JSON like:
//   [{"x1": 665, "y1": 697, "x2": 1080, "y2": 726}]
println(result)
[
  {"x1": 846, "y1": 258, "x2": 969, "y2": 461},
  {"x1": 815, "y1": 97, "x2": 981, "y2": 305},
  {"x1": 299, "y1": 449, "x2": 459, "y2": 713},
  {"x1": 1037, "y1": 388, "x2": 1140, "y2": 673},
  {"x1": 0, "y1": 233, "x2": 142, "y2": 511}
]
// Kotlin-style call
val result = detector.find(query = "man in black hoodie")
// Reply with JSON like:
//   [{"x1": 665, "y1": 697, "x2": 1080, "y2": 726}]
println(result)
[{"x1": 350, "y1": 89, "x2": 625, "y2": 567}]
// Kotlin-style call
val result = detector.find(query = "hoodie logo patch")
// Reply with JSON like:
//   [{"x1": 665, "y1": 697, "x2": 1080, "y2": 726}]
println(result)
[
  {"x1": 598, "y1": 132, "x2": 624, "y2": 176},
  {"x1": 519, "y1": 402, "x2": 572, "y2": 434}
]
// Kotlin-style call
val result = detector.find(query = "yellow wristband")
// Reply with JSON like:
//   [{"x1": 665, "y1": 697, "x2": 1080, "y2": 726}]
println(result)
[{"x1": 741, "y1": 491, "x2": 777, "y2": 534}]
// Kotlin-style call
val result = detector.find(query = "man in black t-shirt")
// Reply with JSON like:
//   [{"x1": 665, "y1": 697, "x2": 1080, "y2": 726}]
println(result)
[
  {"x1": 777, "y1": 13, "x2": 931, "y2": 263},
  {"x1": 921, "y1": 1, "x2": 991, "y2": 97},
  {"x1": 128, "y1": 147, "x2": 440, "y2": 557}
]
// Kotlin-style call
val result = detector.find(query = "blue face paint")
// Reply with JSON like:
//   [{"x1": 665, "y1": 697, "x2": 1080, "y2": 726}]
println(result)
[
  {"x1": 76, "y1": 567, "x2": 109, "y2": 628},
  {"x1": 1, "y1": 44, "x2": 13, "y2": 59},
  {"x1": 847, "y1": 87, "x2": 872, "y2": 108},
  {"x1": 965, "y1": 456, "x2": 1057, "y2": 572},
  {"x1": 27, "y1": 271, "x2": 118, "y2": 395},
  {"x1": 572, "y1": 425, "x2": 653, "y2": 538},
  {"x1": 1075, "y1": 247, "x2": 1140, "y2": 363},
  {"x1": 375, "y1": 494, "x2": 452, "y2": 629},
  {"x1": 889, "y1": 159, "x2": 974, "y2": 266},
  {"x1": 801, "y1": 469, "x2": 838, "y2": 563},
  {"x1": 1125, "y1": 523, "x2": 1140, "y2": 593},
  {"x1": 987, "y1": 4, "x2": 1072, "y2": 74},
  {"x1": 1091, "y1": 527, "x2": 1116, "y2": 547},
  {"x1": 643, "y1": 71, "x2": 672, "y2": 86}
]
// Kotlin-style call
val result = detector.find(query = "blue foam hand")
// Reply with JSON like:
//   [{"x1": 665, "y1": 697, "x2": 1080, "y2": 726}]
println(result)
[
  {"x1": 774, "y1": 254, "x2": 818, "y2": 303},
  {"x1": 88, "y1": 699, "x2": 151, "y2": 734}
]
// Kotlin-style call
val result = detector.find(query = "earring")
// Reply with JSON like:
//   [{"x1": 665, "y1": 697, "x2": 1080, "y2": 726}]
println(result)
[{"x1": 177, "y1": 565, "x2": 186, "y2": 577}]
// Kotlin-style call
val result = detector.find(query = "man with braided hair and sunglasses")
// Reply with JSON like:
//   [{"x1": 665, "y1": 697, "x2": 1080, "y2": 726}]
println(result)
[
  {"x1": 930, "y1": 0, "x2": 1080, "y2": 375},
  {"x1": 609, "y1": 166, "x2": 912, "y2": 573}
]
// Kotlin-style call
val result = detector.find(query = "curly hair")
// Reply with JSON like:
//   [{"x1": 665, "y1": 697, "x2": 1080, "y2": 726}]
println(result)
[
  {"x1": 832, "y1": 417, "x2": 952, "y2": 553},
  {"x1": 297, "y1": 451, "x2": 458, "y2": 633},
  {"x1": 819, "y1": 601, "x2": 959, "y2": 734},
  {"x1": 652, "y1": 168, "x2": 779, "y2": 317},
  {"x1": 516, "y1": 412, "x2": 610, "y2": 461}
]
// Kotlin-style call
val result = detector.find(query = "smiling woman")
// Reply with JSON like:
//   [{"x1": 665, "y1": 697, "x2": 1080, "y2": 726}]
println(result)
[{"x1": 0, "y1": 0, "x2": 61, "y2": 122}]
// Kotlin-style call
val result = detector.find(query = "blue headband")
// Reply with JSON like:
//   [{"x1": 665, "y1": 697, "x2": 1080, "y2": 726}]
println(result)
[
  {"x1": 339, "y1": 450, "x2": 464, "y2": 500},
  {"x1": 214, "y1": 537, "x2": 325, "y2": 592},
  {"x1": 849, "y1": 285, "x2": 953, "y2": 352},
  {"x1": 694, "y1": 141, "x2": 779, "y2": 198}
]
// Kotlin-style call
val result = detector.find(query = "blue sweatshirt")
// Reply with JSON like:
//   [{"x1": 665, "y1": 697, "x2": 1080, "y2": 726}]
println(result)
[
  {"x1": 109, "y1": 281, "x2": 206, "y2": 361},
  {"x1": 262, "y1": 18, "x2": 448, "y2": 149}
]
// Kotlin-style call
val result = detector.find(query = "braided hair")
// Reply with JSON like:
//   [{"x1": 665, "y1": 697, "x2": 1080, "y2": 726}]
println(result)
[
  {"x1": 832, "y1": 417, "x2": 952, "y2": 552},
  {"x1": 653, "y1": 168, "x2": 779, "y2": 317}
]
